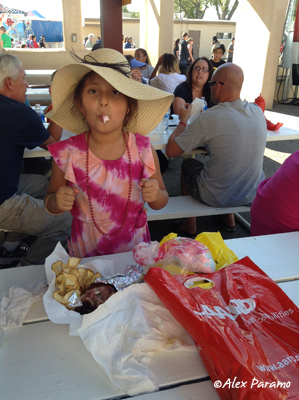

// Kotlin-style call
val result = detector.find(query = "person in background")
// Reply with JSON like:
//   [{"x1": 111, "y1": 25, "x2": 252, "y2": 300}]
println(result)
[
  {"x1": 26, "y1": 34, "x2": 32, "y2": 48},
  {"x1": 250, "y1": 150, "x2": 299, "y2": 236},
  {"x1": 92, "y1": 41, "x2": 102, "y2": 51},
  {"x1": 227, "y1": 37, "x2": 235, "y2": 62},
  {"x1": 45, "y1": 48, "x2": 172, "y2": 258},
  {"x1": 212, "y1": 35, "x2": 219, "y2": 45},
  {"x1": 172, "y1": 57, "x2": 213, "y2": 115},
  {"x1": 134, "y1": 48, "x2": 154, "y2": 80},
  {"x1": 21, "y1": 43, "x2": 26, "y2": 48},
  {"x1": 127, "y1": 54, "x2": 169, "y2": 173},
  {"x1": 83, "y1": 36, "x2": 88, "y2": 47},
  {"x1": 39, "y1": 35, "x2": 46, "y2": 48},
  {"x1": 173, "y1": 38, "x2": 180, "y2": 61},
  {"x1": 150, "y1": 53, "x2": 186, "y2": 94},
  {"x1": 0, "y1": 53, "x2": 72, "y2": 266},
  {"x1": 125, "y1": 55, "x2": 148, "y2": 84},
  {"x1": 31, "y1": 35, "x2": 39, "y2": 49},
  {"x1": 125, "y1": 37, "x2": 135, "y2": 48},
  {"x1": 166, "y1": 63, "x2": 267, "y2": 236},
  {"x1": 187, "y1": 37, "x2": 194, "y2": 64},
  {"x1": 85, "y1": 33, "x2": 94, "y2": 49},
  {"x1": 210, "y1": 42, "x2": 226, "y2": 70},
  {"x1": 0, "y1": 26, "x2": 12, "y2": 48},
  {"x1": 179, "y1": 32, "x2": 190, "y2": 76},
  {"x1": 92, "y1": 36, "x2": 102, "y2": 50}
]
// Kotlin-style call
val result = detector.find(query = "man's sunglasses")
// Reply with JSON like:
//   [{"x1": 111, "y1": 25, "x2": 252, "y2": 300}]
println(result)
[{"x1": 208, "y1": 81, "x2": 225, "y2": 87}]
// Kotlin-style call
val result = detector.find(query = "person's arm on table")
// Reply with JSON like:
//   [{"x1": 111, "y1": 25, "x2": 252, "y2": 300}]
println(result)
[
  {"x1": 39, "y1": 122, "x2": 63, "y2": 149},
  {"x1": 173, "y1": 96, "x2": 186, "y2": 115},
  {"x1": 166, "y1": 103, "x2": 192, "y2": 158}
]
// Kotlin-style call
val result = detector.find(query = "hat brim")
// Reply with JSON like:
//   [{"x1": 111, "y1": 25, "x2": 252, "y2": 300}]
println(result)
[{"x1": 48, "y1": 62, "x2": 173, "y2": 136}]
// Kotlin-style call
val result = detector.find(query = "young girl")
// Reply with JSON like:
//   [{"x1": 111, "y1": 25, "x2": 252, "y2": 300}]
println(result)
[{"x1": 44, "y1": 48, "x2": 173, "y2": 258}]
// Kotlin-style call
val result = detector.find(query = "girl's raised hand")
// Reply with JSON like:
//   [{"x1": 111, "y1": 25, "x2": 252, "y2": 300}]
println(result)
[
  {"x1": 55, "y1": 186, "x2": 79, "y2": 211},
  {"x1": 140, "y1": 179, "x2": 159, "y2": 204}
]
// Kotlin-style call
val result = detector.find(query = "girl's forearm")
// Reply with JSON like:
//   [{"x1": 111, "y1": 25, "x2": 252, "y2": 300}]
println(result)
[
  {"x1": 44, "y1": 193, "x2": 64, "y2": 215},
  {"x1": 147, "y1": 189, "x2": 169, "y2": 210}
]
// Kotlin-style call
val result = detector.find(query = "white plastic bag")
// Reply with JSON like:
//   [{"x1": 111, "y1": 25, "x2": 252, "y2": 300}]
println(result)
[{"x1": 78, "y1": 282, "x2": 196, "y2": 396}]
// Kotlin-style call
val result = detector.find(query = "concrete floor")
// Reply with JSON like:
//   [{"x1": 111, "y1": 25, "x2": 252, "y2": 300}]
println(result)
[{"x1": 148, "y1": 101, "x2": 299, "y2": 242}]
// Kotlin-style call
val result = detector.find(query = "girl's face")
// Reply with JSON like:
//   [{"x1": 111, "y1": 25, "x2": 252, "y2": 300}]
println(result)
[
  {"x1": 213, "y1": 48, "x2": 224, "y2": 62},
  {"x1": 135, "y1": 50, "x2": 147, "y2": 64},
  {"x1": 78, "y1": 74, "x2": 129, "y2": 136},
  {"x1": 192, "y1": 59, "x2": 210, "y2": 86}
]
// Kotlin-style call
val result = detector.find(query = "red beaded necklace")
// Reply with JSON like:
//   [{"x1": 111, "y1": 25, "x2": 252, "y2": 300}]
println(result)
[{"x1": 85, "y1": 130, "x2": 132, "y2": 237}]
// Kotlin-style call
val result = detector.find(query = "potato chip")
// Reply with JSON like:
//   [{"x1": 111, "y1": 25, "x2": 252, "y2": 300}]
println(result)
[
  {"x1": 63, "y1": 268, "x2": 80, "y2": 277},
  {"x1": 67, "y1": 257, "x2": 81, "y2": 268},
  {"x1": 85, "y1": 272, "x2": 102, "y2": 288},
  {"x1": 54, "y1": 289, "x2": 81, "y2": 309},
  {"x1": 52, "y1": 261, "x2": 64, "y2": 276},
  {"x1": 77, "y1": 268, "x2": 87, "y2": 289}
]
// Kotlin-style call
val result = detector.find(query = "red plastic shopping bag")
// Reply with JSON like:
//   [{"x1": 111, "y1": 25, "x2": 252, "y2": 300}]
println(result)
[{"x1": 145, "y1": 257, "x2": 299, "y2": 400}]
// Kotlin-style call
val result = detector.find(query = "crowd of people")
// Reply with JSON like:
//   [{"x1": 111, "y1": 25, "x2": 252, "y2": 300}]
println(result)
[{"x1": 0, "y1": 31, "x2": 296, "y2": 269}]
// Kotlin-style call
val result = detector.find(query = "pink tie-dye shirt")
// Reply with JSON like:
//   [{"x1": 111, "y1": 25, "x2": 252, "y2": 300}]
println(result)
[{"x1": 49, "y1": 132, "x2": 155, "y2": 258}]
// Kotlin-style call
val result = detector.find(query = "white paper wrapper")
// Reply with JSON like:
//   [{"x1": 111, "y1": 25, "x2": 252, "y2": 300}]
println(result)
[
  {"x1": 43, "y1": 242, "x2": 115, "y2": 335},
  {"x1": 189, "y1": 97, "x2": 206, "y2": 124}
]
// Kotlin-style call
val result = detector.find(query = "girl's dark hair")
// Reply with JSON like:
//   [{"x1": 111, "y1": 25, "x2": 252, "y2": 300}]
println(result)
[
  {"x1": 173, "y1": 38, "x2": 180, "y2": 50},
  {"x1": 212, "y1": 43, "x2": 226, "y2": 55},
  {"x1": 185, "y1": 57, "x2": 214, "y2": 107},
  {"x1": 73, "y1": 71, "x2": 138, "y2": 127}
]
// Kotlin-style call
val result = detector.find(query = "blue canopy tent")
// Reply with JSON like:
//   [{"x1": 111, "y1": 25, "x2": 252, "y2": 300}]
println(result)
[
  {"x1": 23, "y1": 10, "x2": 63, "y2": 43},
  {"x1": 30, "y1": 20, "x2": 63, "y2": 42},
  {"x1": 0, "y1": 6, "x2": 63, "y2": 44}
]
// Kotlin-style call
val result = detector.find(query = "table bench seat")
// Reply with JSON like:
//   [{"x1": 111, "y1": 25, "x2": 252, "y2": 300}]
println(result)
[{"x1": 146, "y1": 195, "x2": 250, "y2": 221}]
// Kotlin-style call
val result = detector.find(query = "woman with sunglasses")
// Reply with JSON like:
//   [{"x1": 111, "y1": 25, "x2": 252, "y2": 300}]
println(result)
[{"x1": 173, "y1": 57, "x2": 213, "y2": 115}]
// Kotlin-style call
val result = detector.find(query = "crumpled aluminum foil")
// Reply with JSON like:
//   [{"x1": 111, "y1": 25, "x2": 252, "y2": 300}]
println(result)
[
  {"x1": 67, "y1": 265, "x2": 144, "y2": 308},
  {"x1": 95, "y1": 264, "x2": 144, "y2": 291}
]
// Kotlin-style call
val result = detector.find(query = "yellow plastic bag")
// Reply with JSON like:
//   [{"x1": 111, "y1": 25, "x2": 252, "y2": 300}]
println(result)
[{"x1": 195, "y1": 231, "x2": 238, "y2": 270}]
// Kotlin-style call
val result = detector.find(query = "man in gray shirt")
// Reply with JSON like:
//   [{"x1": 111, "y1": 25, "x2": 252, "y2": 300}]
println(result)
[{"x1": 166, "y1": 63, "x2": 267, "y2": 234}]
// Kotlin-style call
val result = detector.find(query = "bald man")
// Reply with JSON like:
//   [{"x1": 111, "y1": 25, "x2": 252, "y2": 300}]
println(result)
[{"x1": 166, "y1": 63, "x2": 267, "y2": 234}]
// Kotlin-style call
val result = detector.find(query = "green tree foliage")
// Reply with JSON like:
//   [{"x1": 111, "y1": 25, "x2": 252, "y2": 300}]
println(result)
[
  {"x1": 210, "y1": 0, "x2": 239, "y2": 20},
  {"x1": 174, "y1": 0, "x2": 239, "y2": 20},
  {"x1": 174, "y1": 0, "x2": 210, "y2": 19},
  {"x1": 122, "y1": 5, "x2": 140, "y2": 18},
  {"x1": 131, "y1": 11, "x2": 140, "y2": 18}
]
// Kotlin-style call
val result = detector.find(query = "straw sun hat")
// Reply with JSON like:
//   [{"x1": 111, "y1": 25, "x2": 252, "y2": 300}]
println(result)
[{"x1": 47, "y1": 48, "x2": 173, "y2": 136}]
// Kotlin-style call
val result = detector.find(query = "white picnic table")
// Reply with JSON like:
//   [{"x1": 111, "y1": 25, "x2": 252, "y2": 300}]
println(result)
[{"x1": 0, "y1": 232, "x2": 298, "y2": 400}]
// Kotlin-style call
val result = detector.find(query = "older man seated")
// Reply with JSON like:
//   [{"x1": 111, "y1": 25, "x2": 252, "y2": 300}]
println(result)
[
  {"x1": 166, "y1": 63, "x2": 267, "y2": 235},
  {"x1": 0, "y1": 53, "x2": 72, "y2": 266}
]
